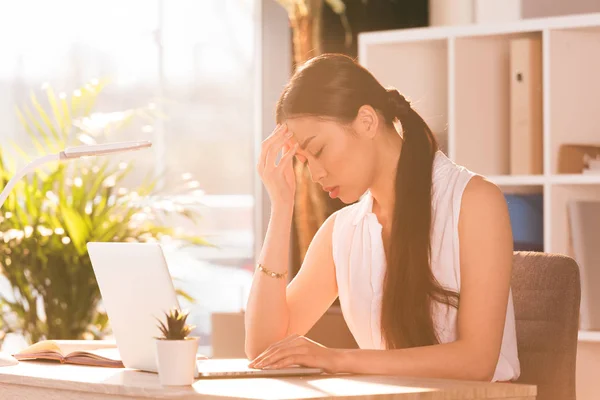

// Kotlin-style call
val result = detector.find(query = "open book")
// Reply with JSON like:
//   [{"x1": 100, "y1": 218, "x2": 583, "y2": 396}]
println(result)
[{"x1": 13, "y1": 340, "x2": 124, "y2": 368}]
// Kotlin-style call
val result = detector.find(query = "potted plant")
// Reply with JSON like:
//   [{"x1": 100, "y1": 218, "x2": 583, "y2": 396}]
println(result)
[
  {"x1": 155, "y1": 307, "x2": 199, "y2": 386},
  {"x1": 0, "y1": 81, "x2": 209, "y2": 347}
]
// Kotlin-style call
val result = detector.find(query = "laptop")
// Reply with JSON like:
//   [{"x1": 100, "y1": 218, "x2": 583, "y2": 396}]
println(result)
[{"x1": 86, "y1": 242, "x2": 323, "y2": 378}]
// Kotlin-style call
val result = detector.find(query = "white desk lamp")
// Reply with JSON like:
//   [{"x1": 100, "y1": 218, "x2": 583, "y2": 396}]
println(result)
[{"x1": 0, "y1": 140, "x2": 152, "y2": 367}]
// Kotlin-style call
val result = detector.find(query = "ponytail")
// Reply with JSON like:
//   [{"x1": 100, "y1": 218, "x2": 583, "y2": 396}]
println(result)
[{"x1": 380, "y1": 89, "x2": 459, "y2": 349}]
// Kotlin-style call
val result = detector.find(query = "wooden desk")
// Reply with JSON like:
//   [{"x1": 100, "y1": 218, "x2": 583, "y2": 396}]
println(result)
[{"x1": 0, "y1": 361, "x2": 536, "y2": 400}]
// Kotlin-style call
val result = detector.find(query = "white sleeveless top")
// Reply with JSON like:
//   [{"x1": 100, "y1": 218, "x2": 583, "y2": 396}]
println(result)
[{"x1": 332, "y1": 150, "x2": 520, "y2": 382}]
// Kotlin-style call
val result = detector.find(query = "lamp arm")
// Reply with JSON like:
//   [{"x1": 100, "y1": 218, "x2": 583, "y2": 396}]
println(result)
[{"x1": 0, "y1": 153, "x2": 60, "y2": 209}]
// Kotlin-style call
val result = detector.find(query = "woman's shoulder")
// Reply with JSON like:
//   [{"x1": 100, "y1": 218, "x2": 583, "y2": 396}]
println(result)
[
  {"x1": 431, "y1": 150, "x2": 505, "y2": 219},
  {"x1": 461, "y1": 175, "x2": 505, "y2": 210},
  {"x1": 432, "y1": 151, "x2": 480, "y2": 193},
  {"x1": 432, "y1": 150, "x2": 475, "y2": 178}
]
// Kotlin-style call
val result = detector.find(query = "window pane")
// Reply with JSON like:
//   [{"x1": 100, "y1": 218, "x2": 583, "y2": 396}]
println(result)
[
  {"x1": 160, "y1": 0, "x2": 256, "y2": 355},
  {"x1": 0, "y1": 0, "x2": 160, "y2": 181},
  {"x1": 162, "y1": 0, "x2": 256, "y2": 195},
  {"x1": 0, "y1": 0, "x2": 257, "y2": 356}
]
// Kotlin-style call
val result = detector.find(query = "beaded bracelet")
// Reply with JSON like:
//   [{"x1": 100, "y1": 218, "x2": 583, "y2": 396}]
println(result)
[{"x1": 257, "y1": 263, "x2": 288, "y2": 280}]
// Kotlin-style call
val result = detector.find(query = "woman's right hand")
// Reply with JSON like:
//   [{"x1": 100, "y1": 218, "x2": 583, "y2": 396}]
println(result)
[{"x1": 257, "y1": 123, "x2": 299, "y2": 210}]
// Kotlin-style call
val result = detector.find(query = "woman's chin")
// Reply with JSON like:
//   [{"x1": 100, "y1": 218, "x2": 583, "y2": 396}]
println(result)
[
  {"x1": 336, "y1": 191, "x2": 359, "y2": 205},
  {"x1": 325, "y1": 186, "x2": 360, "y2": 205}
]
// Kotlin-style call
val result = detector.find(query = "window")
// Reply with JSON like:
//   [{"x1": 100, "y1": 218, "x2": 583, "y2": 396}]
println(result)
[{"x1": 0, "y1": 0, "x2": 257, "y2": 355}]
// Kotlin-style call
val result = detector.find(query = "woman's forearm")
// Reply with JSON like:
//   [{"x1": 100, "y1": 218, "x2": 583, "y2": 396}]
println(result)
[
  {"x1": 244, "y1": 206, "x2": 294, "y2": 359},
  {"x1": 336, "y1": 341, "x2": 497, "y2": 381}
]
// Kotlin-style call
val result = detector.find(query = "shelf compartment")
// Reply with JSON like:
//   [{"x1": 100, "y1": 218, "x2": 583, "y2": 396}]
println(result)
[
  {"x1": 549, "y1": 27, "x2": 600, "y2": 175},
  {"x1": 361, "y1": 39, "x2": 449, "y2": 152},
  {"x1": 454, "y1": 31, "x2": 543, "y2": 176},
  {"x1": 549, "y1": 184, "x2": 600, "y2": 255},
  {"x1": 550, "y1": 184, "x2": 600, "y2": 331},
  {"x1": 504, "y1": 186, "x2": 544, "y2": 252}
]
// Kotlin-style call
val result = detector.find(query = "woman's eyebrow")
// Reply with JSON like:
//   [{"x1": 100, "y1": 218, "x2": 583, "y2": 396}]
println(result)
[{"x1": 299, "y1": 136, "x2": 316, "y2": 150}]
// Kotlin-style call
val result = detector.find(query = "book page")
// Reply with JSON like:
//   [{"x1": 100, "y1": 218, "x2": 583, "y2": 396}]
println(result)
[
  {"x1": 15, "y1": 340, "x2": 63, "y2": 358},
  {"x1": 14, "y1": 339, "x2": 118, "y2": 362},
  {"x1": 66, "y1": 348, "x2": 124, "y2": 368},
  {"x1": 65, "y1": 356, "x2": 124, "y2": 368},
  {"x1": 67, "y1": 347, "x2": 121, "y2": 361},
  {"x1": 55, "y1": 340, "x2": 117, "y2": 355}
]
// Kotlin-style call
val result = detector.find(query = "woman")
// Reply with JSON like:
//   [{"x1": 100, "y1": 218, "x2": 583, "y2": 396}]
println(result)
[{"x1": 244, "y1": 53, "x2": 520, "y2": 382}]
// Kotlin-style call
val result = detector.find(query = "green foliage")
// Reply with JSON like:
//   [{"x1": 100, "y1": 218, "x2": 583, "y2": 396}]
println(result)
[
  {"x1": 155, "y1": 307, "x2": 194, "y2": 340},
  {"x1": 0, "y1": 80, "x2": 208, "y2": 345}
]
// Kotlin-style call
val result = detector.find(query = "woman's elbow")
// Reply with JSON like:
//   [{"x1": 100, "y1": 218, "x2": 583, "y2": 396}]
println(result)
[
  {"x1": 244, "y1": 340, "x2": 263, "y2": 361},
  {"x1": 472, "y1": 366, "x2": 495, "y2": 382},
  {"x1": 471, "y1": 354, "x2": 498, "y2": 381},
  {"x1": 245, "y1": 336, "x2": 277, "y2": 360},
  {"x1": 245, "y1": 347, "x2": 258, "y2": 361}
]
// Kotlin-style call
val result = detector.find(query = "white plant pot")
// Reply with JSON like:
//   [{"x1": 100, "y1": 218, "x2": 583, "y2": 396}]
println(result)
[{"x1": 155, "y1": 337, "x2": 199, "y2": 386}]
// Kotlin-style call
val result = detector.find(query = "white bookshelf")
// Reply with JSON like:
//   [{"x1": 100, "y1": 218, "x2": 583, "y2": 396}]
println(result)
[
  {"x1": 579, "y1": 330, "x2": 600, "y2": 343},
  {"x1": 486, "y1": 174, "x2": 600, "y2": 186},
  {"x1": 359, "y1": 13, "x2": 600, "y2": 343}
]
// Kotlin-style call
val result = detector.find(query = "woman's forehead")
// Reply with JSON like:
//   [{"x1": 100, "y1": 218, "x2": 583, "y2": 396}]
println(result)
[
  {"x1": 286, "y1": 117, "x2": 319, "y2": 134},
  {"x1": 285, "y1": 117, "x2": 337, "y2": 140}
]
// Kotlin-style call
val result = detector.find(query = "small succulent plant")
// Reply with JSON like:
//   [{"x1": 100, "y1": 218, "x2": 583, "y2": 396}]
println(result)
[{"x1": 155, "y1": 308, "x2": 195, "y2": 340}]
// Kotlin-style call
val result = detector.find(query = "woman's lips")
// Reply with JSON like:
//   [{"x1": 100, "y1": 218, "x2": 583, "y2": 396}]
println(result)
[{"x1": 323, "y1": 186, "x2": 340, "y2": 199}]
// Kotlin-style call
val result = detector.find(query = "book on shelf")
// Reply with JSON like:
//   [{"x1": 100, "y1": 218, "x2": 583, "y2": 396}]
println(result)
[
  {"x1": 13, "y1": 339, "x2": 123, "y2": 368},
  {"x1": 558, "y1": 144, "x2": 600, "y2": 174},
  {"x1": 583, "y1": 154, "x2": 600, "y2": 174},
  {"x1": 509, "y1": 36, "x2": 543, "y2": 175}
]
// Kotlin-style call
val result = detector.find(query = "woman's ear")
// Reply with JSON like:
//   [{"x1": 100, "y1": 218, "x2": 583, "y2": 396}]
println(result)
[{"x1": 352, "y1": 105, "x2": 379, "y2": 139}]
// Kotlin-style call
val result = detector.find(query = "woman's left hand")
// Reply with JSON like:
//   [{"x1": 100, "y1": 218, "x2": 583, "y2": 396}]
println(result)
[{"x1": 248, "y1": 334, "x2": 343, "y2": 374}]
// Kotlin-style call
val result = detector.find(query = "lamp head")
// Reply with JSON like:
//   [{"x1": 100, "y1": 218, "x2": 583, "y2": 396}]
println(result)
[{"x1": 60, "y1": 141, "x2": 152, "y2": 160}]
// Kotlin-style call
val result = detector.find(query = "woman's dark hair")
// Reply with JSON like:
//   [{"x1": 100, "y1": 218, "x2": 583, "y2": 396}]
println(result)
[{"x1": 276, "y1": 53, "x2": 459, "y2": 349}]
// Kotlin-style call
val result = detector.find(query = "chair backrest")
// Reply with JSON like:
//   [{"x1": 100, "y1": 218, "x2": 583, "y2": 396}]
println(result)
[{"x1": 511, "y1": 251, "x2": 581, "y2": 400}]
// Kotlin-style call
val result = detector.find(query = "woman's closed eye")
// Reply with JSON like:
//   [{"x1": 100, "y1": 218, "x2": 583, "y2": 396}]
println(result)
[{"x1": 314, "y1": 146, "x2": 325, "y2": 158}]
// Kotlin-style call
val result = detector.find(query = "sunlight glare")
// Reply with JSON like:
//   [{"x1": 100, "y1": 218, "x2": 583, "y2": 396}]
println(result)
[{"x1": 191, "y1": 378, "x2": 327, "y2": 400}]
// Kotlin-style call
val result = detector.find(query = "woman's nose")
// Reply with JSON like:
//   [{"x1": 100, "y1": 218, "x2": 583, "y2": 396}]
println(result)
[{"x1": 307, "y1": 161, "x2": 326, "y2": 183}]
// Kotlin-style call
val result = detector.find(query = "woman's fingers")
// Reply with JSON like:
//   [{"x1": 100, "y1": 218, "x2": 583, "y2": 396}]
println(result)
[
  {"x1": 263, "y1": 355, "x2": 307, "y2": 370},
  {"x1": 284, "y1": 137, "x2": 306, "y2": 164},
  {"x1": 278, "y1": 143, "x2": 298, "y2": 169},
  {"x1": 265, "y1": 129, "x2": 293, "y2": 170},
  {"x1": 256, "y1": 344, "x2": 308, "y2": 369},
  {"x1": 252, "y1": 339, "x2": 304, "y2": 369},
  {"x1": 295, "y1": 153, "x2": 307, "y2": 163},
  {"x1": 257, "y1": 124, "x2": 288, "y2": 174},
  {"x1": 249, "y1": 335, "x2": 297, "y2": 368},
  {"x1": 249, "y1": 334, "x2": 300, "y2": 368},
  {"x1": 255, "y1": 122, "x2": 299, "y2": 206}
]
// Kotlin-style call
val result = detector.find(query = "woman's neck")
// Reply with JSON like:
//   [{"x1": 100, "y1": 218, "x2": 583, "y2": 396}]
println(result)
[{"x1": 370, "y1": 126, "x2": 403, "y2": 225}]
